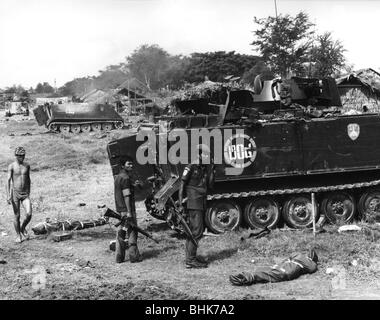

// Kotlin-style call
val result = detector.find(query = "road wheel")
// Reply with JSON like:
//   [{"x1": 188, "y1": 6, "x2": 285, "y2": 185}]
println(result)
[
  {"x1": 71, "y1": 124, "x2": 81, "y2": 134},
  {"x1": 282, "y1": 195, "x2": 319, "y2": 229},
  {"x1": 243, "y1": 197, "x2": 280, "y2": 229},
  {"x1": 60, "y1": 124, "x2": 71, "y2": 133},
  {"x1": 205, "y1": 200, "x2": 242, "y2": 234},
  {"x1": 358, "y1": 188, "x2": 380, "y2": 222},
  {"x1": 115, "y1": 121, "x2": 124, "y2": 129},
  {"x1": 91, "y1": 123, "x2": 102, "y2": 131},
  {"x1": 321, "y1": 191, "x2": 356, "y2": 223},
  {"x1": 49, "y1": 123, "x2": 59, "y2": 132},
  {"x1": 144, "y1": 195, "x2": 167, "y2": 220},
  {"x1": 102, "y1": 123, "x2": 113, "y2": 131},
  {"x1": 80, "y1": 124, "x2": 91, "y2": 133}
]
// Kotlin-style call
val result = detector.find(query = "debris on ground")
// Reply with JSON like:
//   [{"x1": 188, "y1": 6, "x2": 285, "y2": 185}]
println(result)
[
  {"x1": 362, "y1": 225, "x2": 380, "y2": 242},
  {"x1": 50, "y1": 231, "x2": 73, "y2": 242},
  {"x1": 75, "y1": 259, "x2": 95, "y2": 268},
  {"x1": 351, "y1": 260, "x2": 358, "y2": 267},
  {"x1": 337, "y1": 225, "x2": 362, "y2": 233},
  {"x1": 203, "y1": 228, "x2": 220, "y2": 237},
  {"x1": 326, "y1": 267, "x2": 335, "y2": 274},
  {"x1": 53, "y1": 263, "x2": 81, "y2": 273}
]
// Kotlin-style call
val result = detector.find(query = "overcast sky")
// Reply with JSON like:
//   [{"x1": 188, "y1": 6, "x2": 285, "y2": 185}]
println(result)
[{"x1": 0, "y1": 0, "x2": 379, "y2": 88}]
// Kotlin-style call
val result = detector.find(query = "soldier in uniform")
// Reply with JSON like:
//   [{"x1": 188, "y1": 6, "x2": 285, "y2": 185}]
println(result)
[
  {"x1": 178, "y1": 144, "x2": 215, "y2": 269},
  {"x1": 6, "y1": 147, "x2": 32, "y2": 243},
  {"x1": 114, "y1": 158, "x2": 142, "y2": 263},
  {"x1": 229, "y1": 249, "x2": 318, "y2": 286}
]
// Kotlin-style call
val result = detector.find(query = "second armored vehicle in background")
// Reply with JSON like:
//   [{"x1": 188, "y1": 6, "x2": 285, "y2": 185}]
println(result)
[{"x1": 33, "y1": 102, "x2": 124, "y2": 133}]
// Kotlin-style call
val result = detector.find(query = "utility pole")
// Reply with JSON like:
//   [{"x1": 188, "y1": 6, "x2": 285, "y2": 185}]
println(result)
[{"x1": 274, "y1": 0, "x2": 278, "y2": 18}]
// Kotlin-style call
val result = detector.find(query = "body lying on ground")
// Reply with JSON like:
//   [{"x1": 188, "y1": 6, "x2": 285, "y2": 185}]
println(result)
[{"x1": 229, "y1": 249, "x2": 318, "y2": 286}]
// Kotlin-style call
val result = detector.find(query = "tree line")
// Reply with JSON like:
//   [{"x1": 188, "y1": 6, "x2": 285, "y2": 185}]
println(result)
[{"x1": 2, "y1": 11, "x2": 349, "y2": 97}]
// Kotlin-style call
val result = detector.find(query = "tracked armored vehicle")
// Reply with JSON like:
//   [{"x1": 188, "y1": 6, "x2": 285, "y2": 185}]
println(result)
[
  {"x1": 107, "y1": 77, "x2": 380, "y2": 233},
  {"x1": 33, "y1": 102, "x2": 124, "y2": 133}
]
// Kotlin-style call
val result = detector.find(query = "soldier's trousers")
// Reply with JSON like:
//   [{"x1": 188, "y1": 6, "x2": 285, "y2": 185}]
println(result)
[
  {"x1": 185, "y1": 209, "x2": 204, "y2": 262},
  {"x1": 250, "y1": 268, "x2": 289, "y2": 284},
  {"x1": 115, "y1": 212, "x2": 140, "y2": 263}
]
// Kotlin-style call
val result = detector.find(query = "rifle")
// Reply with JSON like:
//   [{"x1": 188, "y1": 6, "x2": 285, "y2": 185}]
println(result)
[
  {"x1": 103, "y1": 207, "x2": 159, "y2": 244},
  {"x1": 168, "y1": 196, "x2": 198, "y2": 248},
  {"x1": 240, "y1": 227, "x2": 270, "y2": 241}
]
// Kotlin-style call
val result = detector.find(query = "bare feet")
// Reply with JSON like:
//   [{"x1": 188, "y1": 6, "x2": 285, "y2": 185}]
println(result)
[
  {"x1": 14, "y1": 235, "x2": 23, "y2": 243},
  {"x1": 21, "y1": 230, "x2": 30, "y2": 240}
]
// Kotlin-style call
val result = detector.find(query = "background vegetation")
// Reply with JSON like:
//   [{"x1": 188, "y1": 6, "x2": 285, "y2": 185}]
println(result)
[{"x1": 1, "y1": 11, "x2": 349, "y2": 100}]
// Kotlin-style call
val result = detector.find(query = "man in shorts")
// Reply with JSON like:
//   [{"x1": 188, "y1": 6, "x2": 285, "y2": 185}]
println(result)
[{"x1": 6, "y1": 147, "x2": 32, "y2": 243}]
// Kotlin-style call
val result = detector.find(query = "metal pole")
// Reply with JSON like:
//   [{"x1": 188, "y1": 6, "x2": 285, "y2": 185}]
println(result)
[
  {"x1": 311, "y1": 192, "x2": 316, "y2": 236},
  {"x1": 274, "y1": 0, "x2": 278, "y2": 18}
]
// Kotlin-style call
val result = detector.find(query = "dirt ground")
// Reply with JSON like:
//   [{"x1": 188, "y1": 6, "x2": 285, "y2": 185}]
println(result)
[{"x1": 0, "y1": 114, "x2": 380, "y2": 300}]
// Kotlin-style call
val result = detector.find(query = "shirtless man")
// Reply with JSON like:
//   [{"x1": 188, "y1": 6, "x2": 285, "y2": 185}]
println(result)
[{"x1": 6, "y1": 147, "x2": 32, "y2": 243}]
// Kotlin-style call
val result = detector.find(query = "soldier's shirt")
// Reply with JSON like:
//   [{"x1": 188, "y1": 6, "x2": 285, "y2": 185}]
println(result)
[
  {"x1": 114, "y1": 171, "x2": 135, "y2": 213},
  {"x1": 269, "y1": 252, "x2": 317, "y2": 281},
  {"x1": 181, "y1": 164, "x2": 208, "y2": 210}
]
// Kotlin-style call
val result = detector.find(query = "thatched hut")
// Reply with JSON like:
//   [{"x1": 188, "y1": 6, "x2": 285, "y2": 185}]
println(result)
[{"x1": 336, "y1": 68, "x2": 380, "y2": 112}]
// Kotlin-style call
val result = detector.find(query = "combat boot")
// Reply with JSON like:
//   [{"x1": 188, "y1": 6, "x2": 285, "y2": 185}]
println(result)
[
  {"x1": 186, "y1": 259, "x2": 208, "y2": 269},
  {"x1": 196, "y1": 256, "x2": 208, "y2": 265}
]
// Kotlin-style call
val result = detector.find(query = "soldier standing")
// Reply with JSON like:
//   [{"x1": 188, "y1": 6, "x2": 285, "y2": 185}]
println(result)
[
  {"x1": 6, "y1": 147, "x2": 32, "y2": 243},
  {"x1": 114, "y1": 158, "x2": 142, "y2": 263},
  {"x1": 178, "y1": 144, "x2": 215, "y2": 269}
]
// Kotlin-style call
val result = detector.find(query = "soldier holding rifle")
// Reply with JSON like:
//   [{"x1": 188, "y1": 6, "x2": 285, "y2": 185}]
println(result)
[
  {"x1": 178, "y1": 144, "x2": 215, "y2": 269},
  {"x1": 113, "y1": 157, "x2": 142, "y2": 263}
]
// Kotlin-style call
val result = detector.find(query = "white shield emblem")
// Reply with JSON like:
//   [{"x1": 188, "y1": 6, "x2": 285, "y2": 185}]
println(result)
[{"x1": 347, "y1": 123, "x2": 360, "y2": 141}]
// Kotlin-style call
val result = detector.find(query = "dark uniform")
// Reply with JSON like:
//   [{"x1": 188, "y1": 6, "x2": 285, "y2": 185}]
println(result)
[
  {"x1": 181, "y1": 163, "x2": 212, "y2": 264},
  {"x1": 229, "y1": 250, "x2": 318, "y2": 286},
  {"x1": 114, "y1": 170, "x2": 140, "y2": 263}
]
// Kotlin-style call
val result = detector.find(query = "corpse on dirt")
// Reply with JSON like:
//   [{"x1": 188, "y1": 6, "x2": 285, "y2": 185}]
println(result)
[
  {"x1": 229, "y1": 249, "x2": 319, "y2": 286},
  {"x1": 6, "y1": 147, "x2": 32, "y2": 243}
]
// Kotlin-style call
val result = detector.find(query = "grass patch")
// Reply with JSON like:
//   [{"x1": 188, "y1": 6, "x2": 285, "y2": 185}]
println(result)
[{"x1": 1, "y1": 134, "x2": 112, "y2": 171}]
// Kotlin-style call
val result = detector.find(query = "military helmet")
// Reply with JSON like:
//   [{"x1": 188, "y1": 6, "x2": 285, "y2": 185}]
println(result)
[{"x1": 15, "y1": 146, "x2": 26, "y2": 156}]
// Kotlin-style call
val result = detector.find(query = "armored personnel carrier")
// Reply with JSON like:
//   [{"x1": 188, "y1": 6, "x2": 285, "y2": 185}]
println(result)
[
  {"x1": 107, "y1": 77, "x2": 380, "y2": 233},
  {"x1": 33, "y1": 102, "x2": 124, "y2": 133}
]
